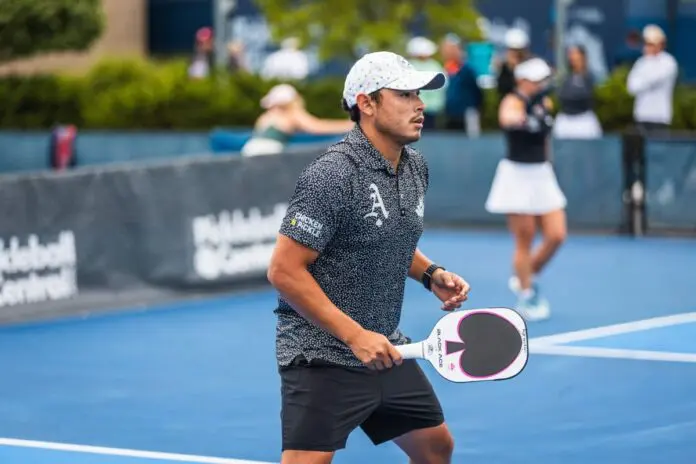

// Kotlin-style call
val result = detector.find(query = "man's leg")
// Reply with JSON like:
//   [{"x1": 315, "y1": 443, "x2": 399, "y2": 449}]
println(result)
[
  {"x1": 393, "y1": 423, "x2": 454, "y2": 464},
  {"x1": 281, "y1": 450, "x2": 334, "y2": 464},
  {"x1": 360, "y1": 360, "x2": 452, "y2": 464},
  {"x1": 279, "y1": 357, "x2": 380, "y2": 464}
]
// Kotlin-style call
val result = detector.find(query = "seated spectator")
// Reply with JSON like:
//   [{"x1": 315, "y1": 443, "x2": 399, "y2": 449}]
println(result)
[
  {"x1": 553, "y1": 45, "x2": 603, "y2": 139},
  {"x1": 241, "y1": 84, "x2": 355, "y2": 157}
]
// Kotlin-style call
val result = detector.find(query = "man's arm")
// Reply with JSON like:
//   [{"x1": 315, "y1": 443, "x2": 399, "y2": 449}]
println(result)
[
  {"x1": 627, "y1": 57, "x2": 677, "y2": 95},
  {"x1": 408, "y1": 248, "x2": 434, "y2": 283},
  {"x1": 408, "y1": 247, "x2": 471, "y2": 310},
  {"x1": 268, "y1": 235, "x2": 363, "y2": 345}
]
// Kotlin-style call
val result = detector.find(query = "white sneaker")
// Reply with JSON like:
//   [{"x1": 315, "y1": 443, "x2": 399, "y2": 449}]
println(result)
[
  {"x1": 508, "y1": 275, "x2": 522, "y2": 294},
  {"x1": 517, "y1": 296, "x2": 551, "y2": 321},
  {"x1": 513, "y1": 282, "x2": 551, "y2": 322}
]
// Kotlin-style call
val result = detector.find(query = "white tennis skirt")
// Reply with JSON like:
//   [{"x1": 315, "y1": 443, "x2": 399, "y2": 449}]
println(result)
[
  {"x1": 485, "y1": 158, "x2": 567, "y2": 215},
  {"x1": 552, "y1": 110, "x2": 603, "y2": 139}
]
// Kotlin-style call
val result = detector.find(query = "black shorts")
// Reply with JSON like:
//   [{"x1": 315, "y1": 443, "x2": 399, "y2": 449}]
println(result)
[{"x1": 279, "y1": 355, "x2": 445, "y2": 452}]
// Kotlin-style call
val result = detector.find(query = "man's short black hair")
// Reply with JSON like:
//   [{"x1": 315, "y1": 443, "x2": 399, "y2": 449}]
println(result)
[{"x1": 342, "y1": 90, "x2": 382, "y2": 122}]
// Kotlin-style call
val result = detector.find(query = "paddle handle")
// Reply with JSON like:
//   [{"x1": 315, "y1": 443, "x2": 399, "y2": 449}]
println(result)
[{"x1": 395, "y1": 341, "x2": 425, "y2": 360}]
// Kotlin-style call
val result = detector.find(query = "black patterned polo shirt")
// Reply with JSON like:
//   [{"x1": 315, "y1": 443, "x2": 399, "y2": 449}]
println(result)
[{"x1": 273, "y1": 125, "x2": 429, "y2": 367}]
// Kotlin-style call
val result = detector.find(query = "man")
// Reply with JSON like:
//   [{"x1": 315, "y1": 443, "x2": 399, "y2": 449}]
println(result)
[
  {"x1": 267, "y1": 51, "x2": 472, "y2": 464},
  {"x1": 627, "y1": 24, "x2": 678, "y2": 133}
]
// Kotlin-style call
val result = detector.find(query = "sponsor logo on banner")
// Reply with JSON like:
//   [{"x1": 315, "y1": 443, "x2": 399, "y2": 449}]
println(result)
[
  {"x1": 0, "y1": 231, "x2": 78, "y2": 308},
  {"x1": 192, "y1": 203, "x2": 288, "y2": 280}
]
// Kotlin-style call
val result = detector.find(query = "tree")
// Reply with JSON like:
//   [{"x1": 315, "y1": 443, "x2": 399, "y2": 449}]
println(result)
[
  {"x1": 0, "y1": 0, "x2": 105, "y2": 63},
  {"x1": 255, "y1": 0, "x2": 483, "y2": 61}
]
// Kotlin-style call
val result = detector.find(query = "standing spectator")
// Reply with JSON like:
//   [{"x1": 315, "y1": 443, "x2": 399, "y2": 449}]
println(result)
[
  {"x1": 496, "y1": 28, "x2": 532, "y2": 101},
  {"x1": 260, "y1": 37, "x2": 309, "y2": 81},
  {"x1": 188, "y1": 27, "x2": 215, "y2": 79},
  {"x1": 553, "y1": 45, "x2": 602, "y2": 139},
  {"x1": 226, "y1": 40, "x2": 250, "y2": 74},
  {"x1": 440, "y1": 33, "x2": 463, "y2": 76},
  {"x1": 406, "y1": 37, "x2": 446, "y2": 129},
  {"x1": 441, "y1": 39, "x2": 483, "y2": 133},
  {"x1": 627, "y1": 25, "x2": 678, "y2": 133}
]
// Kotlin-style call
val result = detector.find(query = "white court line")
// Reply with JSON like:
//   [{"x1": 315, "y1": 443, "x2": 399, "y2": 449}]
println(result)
[
  {"x1": 0, "y1": 438, "x2": 276, "y2": 464},
  {"x1": 530, "y1": 311, "x2": 696, "y2": 346},
  {"x1": 530, "y1": 344, "x2": 696, "y2": 363}
]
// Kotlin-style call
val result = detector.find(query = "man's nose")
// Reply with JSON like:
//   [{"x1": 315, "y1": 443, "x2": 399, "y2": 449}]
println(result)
[{"x1": 415, "y1": 94, "x2": 425, "y2": 112}]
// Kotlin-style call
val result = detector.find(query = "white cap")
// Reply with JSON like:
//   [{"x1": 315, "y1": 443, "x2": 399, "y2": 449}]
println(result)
[
  {"x1": 407, "y1": 37, "x2": 437, "y2": 57},
  {"x1": 505, "y1": 28, "x2": 529, "y2": 49},
  {"x1": 643, "y1": 24, "x2": 666, "y2": 44},
  {"x1": 260, "y1": 84, "x2": 298, "y2": 109},
  {"x1": 342, "y1": 51, "x2": 446, "y2": 108},
  {"x1": 514, "y1": 57, "x2": 552, "y2": 82}
]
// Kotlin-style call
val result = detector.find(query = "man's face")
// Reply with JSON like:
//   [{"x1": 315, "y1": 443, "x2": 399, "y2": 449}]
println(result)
[
  {"x1": 370, "y1": 89, "x2": 426, "y2": 145},
  {"x1": 643, "y1": 41, "x2": 661, "y2": 56}
]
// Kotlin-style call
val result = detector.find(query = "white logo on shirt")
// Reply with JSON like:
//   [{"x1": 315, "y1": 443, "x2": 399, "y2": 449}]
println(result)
[
  {"x1": 415, "y1": 196, "x2": 425, "y2": 218},
  {"x1": 364, "y1": 183, "x2": 389, "y2": 227}
]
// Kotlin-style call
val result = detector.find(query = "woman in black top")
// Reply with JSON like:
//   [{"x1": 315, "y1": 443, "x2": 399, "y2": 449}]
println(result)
[
  {"x1": 553, "y1": 45, "x2": 603, "y2": 139},
  {"x1": 485, "y1": 57, "x2": 567, "y2": 322}
]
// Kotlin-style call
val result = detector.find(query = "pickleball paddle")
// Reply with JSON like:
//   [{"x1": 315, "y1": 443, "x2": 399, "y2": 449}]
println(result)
[{"x1": 395, "y1": 307, "x2": 528, "y2": 383}]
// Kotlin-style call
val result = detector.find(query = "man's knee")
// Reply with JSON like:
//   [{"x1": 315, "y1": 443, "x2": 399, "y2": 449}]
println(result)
[
  {"x1": 431, "y1": 428, "x2": 455, "y2": 460},
  {"x1": 406, "y1": 425, "x2": 455, "y2": 464},
  {"x1": 281, "y1": 450, "x2": 335, "y2": 464}
]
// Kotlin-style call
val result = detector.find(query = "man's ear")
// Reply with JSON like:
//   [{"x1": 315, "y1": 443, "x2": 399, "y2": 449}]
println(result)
[{"x1": 356, "y1": 93, "x2": 376, "y2": 117}]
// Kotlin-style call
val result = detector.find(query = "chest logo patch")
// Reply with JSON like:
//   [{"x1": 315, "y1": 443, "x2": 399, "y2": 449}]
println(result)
[
  {"x1": 364, "y1": 183, "x2": 389, "y2": 227},
  {"x1": 415, "y1": 196, "x2": 425, "y2": 218}
]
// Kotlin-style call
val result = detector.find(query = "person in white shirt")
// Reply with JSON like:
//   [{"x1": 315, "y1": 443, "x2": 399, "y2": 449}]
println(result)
[
  {"x1": 406, "y1": 37, "x2": 447, "y2": 129},
  {"x1": 626, "y1": 25, "x2": 678, "y2": 132},
  {"x1": 260, "y1": 37, "x2": 310, "y2": 81}
]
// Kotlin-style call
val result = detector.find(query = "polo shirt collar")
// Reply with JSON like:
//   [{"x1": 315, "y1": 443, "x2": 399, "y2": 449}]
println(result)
[{"x1": 347, "y1": 125, "x2": 409, "y2": 175}]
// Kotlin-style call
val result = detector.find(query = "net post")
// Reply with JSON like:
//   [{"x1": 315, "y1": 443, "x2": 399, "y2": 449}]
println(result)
[{"x1": 621, "y1": 129, "x2": 646, "y2": 237}]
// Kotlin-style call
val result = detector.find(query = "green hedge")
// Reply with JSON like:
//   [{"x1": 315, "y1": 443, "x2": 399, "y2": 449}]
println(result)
[{"x1": 1, "y1": 57, "x2": 696, "y2": 131}]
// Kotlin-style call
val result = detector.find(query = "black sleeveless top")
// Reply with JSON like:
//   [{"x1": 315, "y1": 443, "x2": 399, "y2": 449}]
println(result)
[{"x1": 504, "y1": 91, "x2": 553, "y2": 164}]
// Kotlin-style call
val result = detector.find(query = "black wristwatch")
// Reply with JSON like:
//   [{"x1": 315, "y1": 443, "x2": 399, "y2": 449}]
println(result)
[{"x1": 422, "y1": 263, "x2": 445, "y2": 291}]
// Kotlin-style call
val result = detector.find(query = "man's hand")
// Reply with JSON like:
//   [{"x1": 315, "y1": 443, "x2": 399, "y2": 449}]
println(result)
[
  {"x1": 431, "y1": 269, "x2": 471, "y2": 311},
  {"x1": 346, "y1": 329, "x2": 403, "y2": 370}
]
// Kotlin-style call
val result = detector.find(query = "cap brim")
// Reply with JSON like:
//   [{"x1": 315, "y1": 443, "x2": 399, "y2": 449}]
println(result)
[
  {"x1": 514, "y1": 60, "x2": 552, "y2": 82},
  {"x1": 386, "y1": 70, "x2": 446, "y2": 92},
  {"x1": 518, "y1": 72, "x2": 551, "y2": 83}
]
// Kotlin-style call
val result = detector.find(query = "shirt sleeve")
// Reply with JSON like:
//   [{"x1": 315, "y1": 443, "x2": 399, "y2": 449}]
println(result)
[{"x1": 279, "y1": 158, "x2": 350, "y2": 253}]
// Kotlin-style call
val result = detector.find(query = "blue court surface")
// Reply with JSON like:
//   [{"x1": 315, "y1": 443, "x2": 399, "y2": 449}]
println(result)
[{"x1": 1, "y1": 229, "x2": 695, "y2": 464}]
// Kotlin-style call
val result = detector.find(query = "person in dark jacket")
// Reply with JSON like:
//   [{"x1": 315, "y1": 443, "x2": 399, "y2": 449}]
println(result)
[
  {"x1": 442, "y1": 43, "x2": 483, "y2": 133},
  {"x1": 496, "y1": 28, "x2": 532, "y2": 101}
]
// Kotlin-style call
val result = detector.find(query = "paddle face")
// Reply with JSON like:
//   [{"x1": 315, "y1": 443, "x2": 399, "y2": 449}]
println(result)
[{"x1": 423, "y1": 308, "x2": 528, "y2": 383}]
